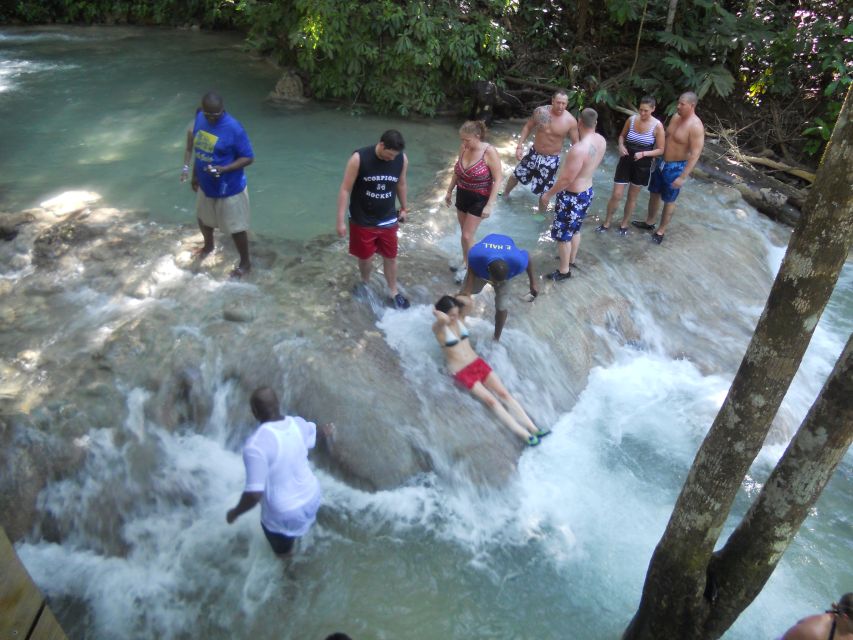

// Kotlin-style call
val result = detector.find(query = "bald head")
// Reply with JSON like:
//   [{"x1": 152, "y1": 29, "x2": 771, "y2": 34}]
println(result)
[
  {"x1": 250, "y1": 387, "x2": 281, "y2": 423},
  {"x1": 202, "y1": 91, "x2": 223, "y2": 111}
]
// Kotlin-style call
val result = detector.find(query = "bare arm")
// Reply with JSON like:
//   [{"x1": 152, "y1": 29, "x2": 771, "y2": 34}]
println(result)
[
  {"x1": 397, "y1": 153, "x2": 409, "y2": 222},
  {"x1": 481, "y1": 146, "x2": 503, "y2": 218},
  {"x1": 525, "y1": 256, "x2": 538, "y2": 296},
  {"x1": 617, "y1": 118, "x2": 631, "y2": 157},
  {"x1": 226, "y1": 491, "x2": 262, "y2": 524},
  {"x1": 445, "y1": 144, "x2": 463, "y2": 206},
  {"x1": 568, "y1": 116, "x2": 580, "y2": 145},
  {"x1": 336, "y1": 152, "x2": 360, "y2": 237},
  {"x1": 541, "y1": 147, "x2": 583, "y2": 201},
  {"x1": 212, "y1": 156, "x2": 253, "y2": 175},
  {"x1": 515, "y1": 110, "x2": 539, "y2": 160},
  {"x1": 181, "y1": 124, "x2": 194, "y2": 182},
  {"x1": 673, "y1": 121, "x2": 705, "y2": 188}
]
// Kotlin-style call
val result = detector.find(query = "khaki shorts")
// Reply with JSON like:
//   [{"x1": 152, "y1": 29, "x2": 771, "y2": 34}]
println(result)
[
  {"x1": 196, "y1": 187, "x2": 250, "y2": 234},
  {"x1": 470, "y1": 275, "x2": 510, "y2": 311}
]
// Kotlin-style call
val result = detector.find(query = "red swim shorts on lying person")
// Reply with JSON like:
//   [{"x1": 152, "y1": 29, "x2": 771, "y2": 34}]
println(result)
[{"x1": 453, "y1": 357, "x2": 493, "y2": 389}]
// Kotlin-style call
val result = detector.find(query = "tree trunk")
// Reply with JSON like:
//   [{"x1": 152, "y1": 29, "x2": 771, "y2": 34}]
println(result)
[
  {"x1": 577, "y1": 0, "x2": 589, "y2": 41},
  {"x1": 665, "y1": 0, "x2": 678, "y2": 33},
  {"x1": 704, "y1": 334, "x2": 853, "y2": 636},
  {"x1": 623, "y1": 86, "x2": 853, "y2": 640}
]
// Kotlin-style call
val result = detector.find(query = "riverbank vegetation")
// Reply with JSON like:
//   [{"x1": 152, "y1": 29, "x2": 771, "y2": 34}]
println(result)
[{"x1": 3, "y1": 1, "x2": 849, "y2": 168}]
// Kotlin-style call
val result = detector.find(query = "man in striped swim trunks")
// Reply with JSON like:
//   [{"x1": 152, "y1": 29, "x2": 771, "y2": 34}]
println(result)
[{"x1": 632, "y1": 92, "x2": 705, "y2": 244}]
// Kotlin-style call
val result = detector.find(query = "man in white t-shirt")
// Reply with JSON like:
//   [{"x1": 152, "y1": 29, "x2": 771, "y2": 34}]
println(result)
[{"x1": 226, "y1": 387, "x2": 323, "y2": 556}]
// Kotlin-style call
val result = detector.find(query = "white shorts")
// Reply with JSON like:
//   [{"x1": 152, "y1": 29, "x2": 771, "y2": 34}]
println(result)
[{"x1": 196, "y1": 187, "x2": 250, "y2": 234}]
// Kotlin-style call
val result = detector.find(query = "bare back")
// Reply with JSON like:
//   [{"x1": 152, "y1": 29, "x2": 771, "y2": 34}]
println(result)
[
  {"x1": 560, "y1": 131, "x2": 606, "y2": 193},
  {"x1": 531, "y1": 106, "x2": 579, "y2": 155}
]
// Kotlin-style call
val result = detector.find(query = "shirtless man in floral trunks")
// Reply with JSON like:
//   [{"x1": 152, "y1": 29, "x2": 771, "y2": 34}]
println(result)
[
  {"x1": 503, "y1": 89, "x2": 579, "y2": 212},
  {"x1": 540, "y1": 108, "x2": 606, "y2": 280},
  {"x1": 632, "y1": 91, "x2": 705, "y2": 244}
]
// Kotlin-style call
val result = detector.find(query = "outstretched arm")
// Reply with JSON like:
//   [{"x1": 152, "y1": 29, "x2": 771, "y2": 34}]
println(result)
[
  {"x1": 226, "y1": 491, "x2": 262, "y2": 524},
  {"x1": 525, "y1": 256, "x2": 538, "y2": 297},
  {"x1": 515, "y1": 110, "x2": 539, "y2": 160}
]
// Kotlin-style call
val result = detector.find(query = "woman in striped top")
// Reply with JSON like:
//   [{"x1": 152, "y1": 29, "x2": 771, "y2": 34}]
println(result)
[
  {"x1": 598, "y1": 96, "x2": 665, "y2": 234},
  {"x1": 445, "y1": 120, "x2": 503, "y2": 283}
]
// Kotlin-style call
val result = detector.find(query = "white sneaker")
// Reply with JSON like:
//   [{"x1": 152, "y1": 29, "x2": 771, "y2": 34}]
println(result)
[{"x1": 454, "y1": 267, "x2": 467, "y2": 284}]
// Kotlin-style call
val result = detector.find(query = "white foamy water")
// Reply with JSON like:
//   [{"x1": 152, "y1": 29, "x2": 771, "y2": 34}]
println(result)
[{"x1": 6, "y1": 24, "x2": 850, "y2": 640}]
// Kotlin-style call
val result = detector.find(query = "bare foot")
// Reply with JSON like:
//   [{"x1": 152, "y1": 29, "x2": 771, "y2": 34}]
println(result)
[
  {"x1": 192, "y1": 246, "x2": 213, "y2": 260},
  {"x1": 229, "y1": 265, "x2": 251, "y2": 279}
]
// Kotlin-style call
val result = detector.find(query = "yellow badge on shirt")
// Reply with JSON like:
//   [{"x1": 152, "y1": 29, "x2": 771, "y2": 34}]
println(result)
[{"x1": 193, "y1": 130, "x2": 218, "y2": 160}]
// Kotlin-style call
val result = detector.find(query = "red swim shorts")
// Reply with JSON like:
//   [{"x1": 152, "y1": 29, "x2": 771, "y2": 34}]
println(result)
[
  {"x1": 349, "y1": 222, "x2": 398, "y2": 260},
  {"x1": 453, "y1": 357, "x2": 493, "y2": 390}
]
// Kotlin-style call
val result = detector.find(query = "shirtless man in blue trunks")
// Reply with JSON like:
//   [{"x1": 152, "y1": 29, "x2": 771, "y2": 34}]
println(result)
[
  {"x1": 632, "y1": 91, "x2": 705, "y2": 244},
  {"x1": 503, "y1": 89, "x2": 579, "y2": 213},
  {"x1": 540, "y1": 108, "x2": 606, "y2": 280}
]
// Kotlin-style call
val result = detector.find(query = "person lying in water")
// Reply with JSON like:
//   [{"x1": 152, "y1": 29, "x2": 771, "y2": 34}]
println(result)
[{"x1": 432, "y1": 294, "x2": 549, "y2": 446}]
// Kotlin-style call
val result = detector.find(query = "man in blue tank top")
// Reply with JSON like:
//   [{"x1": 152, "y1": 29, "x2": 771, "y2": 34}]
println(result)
[
  {"x1": 336, "y1": 130, "x2": 410, "y2": 309},
  {"x1": 460, "y1": 233, "x2": 538, "y2": 340},
  {"x1": 190, "y1": 91, "x2": 254, "y2": 278}
]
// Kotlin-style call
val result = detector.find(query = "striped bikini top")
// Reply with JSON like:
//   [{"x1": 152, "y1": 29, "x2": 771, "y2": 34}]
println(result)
[
  {"x1": 625, "y1": 116, "x2": 659, "y2": 152},
  {"x1": 455, "y1": 146, "x2": 494, "y2": 197}
]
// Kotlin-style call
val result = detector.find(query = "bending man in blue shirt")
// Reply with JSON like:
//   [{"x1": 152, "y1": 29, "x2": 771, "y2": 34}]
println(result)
[{"x1": 460, "y1": 233, "x2": 538, "y2": 341}]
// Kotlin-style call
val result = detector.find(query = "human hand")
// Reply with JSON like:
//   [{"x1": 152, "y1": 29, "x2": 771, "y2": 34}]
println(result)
[
  {"x1": 205, "y1": 165, "x2": 222, "y2": 178},
  {"x1": 515, "y1": 144, "x2": 524, "y2": 161},
  {"x1": 672, "y1": 175, "x2": 686, "y2": 189},
  {"x1": 619, "y1": 144, "x2": 628, "y2": 157},
  {"x1": 226, "y1": 509, "x2": 237, "y2": 524},
  {"x1": 444, "y1": 191, "x2": 452, "y2": 207},
  {"x1": 397, "y1": 208, "x2": 408, "y2": 223},
  {"x1": 482, "y1": 203, "x2": 492, "y2": 219},
  {"x1": 180, "y1": 165, "x2": 189, "y2": 183},
  {"x1": 633, "y1": 151, "x2": 645, "y2": 161},
  {"x1": 336, "y1": 221, "x2": 347, "y2": 238}
]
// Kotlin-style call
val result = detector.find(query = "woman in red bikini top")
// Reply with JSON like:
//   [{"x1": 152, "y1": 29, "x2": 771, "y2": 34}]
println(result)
[
  {"x1": 432, "y1": 294, "x2": 549, "y2": 447},
  {"x1": 444, "y1": 120, "x2": 503, "y2": 283}
]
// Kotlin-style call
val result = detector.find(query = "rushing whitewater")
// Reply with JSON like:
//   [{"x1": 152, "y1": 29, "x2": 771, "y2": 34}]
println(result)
[{"x1": 1, "y1": 26, "x2": 850, "y2": 640}]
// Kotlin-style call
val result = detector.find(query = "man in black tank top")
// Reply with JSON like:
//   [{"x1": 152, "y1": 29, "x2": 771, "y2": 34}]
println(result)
[{"x1": 336, "y1": 130, "x2": 411, "y2": 309}]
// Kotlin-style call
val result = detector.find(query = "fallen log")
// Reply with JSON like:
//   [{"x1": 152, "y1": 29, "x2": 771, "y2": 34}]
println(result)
[
  {"x1": 696, "y1": 142, "x2": 807, "y2": 227},
  {"x1": 739, "y1": 155, "x2": 816, "y2": 183}
]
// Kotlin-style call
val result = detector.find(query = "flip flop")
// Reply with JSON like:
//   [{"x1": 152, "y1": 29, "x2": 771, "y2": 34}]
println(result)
[{"x1": 631, "y1": 220, "x2": 656, "y2": 231}]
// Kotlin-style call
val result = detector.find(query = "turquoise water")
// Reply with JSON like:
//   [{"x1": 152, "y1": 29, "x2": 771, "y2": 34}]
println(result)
[
  {"x1": 3, "y1": 25, "x2": 851, "y2": 640},
  {"x1": 0, "y1": 25, "x2": 459, "y2": 240}
]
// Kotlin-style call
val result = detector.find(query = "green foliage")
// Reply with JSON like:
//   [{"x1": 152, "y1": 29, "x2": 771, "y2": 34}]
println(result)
[
  {"x1": 7, "y1": 0, "x2": 247, "y2": 27},
  {"x1": 242, "y1": 0, "x2": 512, "y2": 116}
]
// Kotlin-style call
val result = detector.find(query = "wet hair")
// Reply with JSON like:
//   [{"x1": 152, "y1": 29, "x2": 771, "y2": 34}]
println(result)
[
  {"x1": 459, "y1": 120, "x2": 488, "y2": 140},
  {"x1": 552, "y1": 88, "x2": 569, "y2": 100},
  {"x1": 833, "y1": 593, "x2": 853, "y2": 617},
  {"x1": 201, "y1": 91, "x2": 223, "y2": 112},
  {"x1": 580, "y1": 107, "x2": 598, "y2": 129},
  {"x1": 680, "y1": 91, "x2": 699, "y2": 106},
  {"x1": 250, "y1": 386, "x2": 280, "y2": 422},
  {"x1": 380, "y1": 129, "x2": 405, "y2": 151},
  {"x1": 639, "y1": 95, "x2": 656, "y2": 108},
  {"x1": 435, "y1": 295, "x2": 463, "y2": 314},
  {"x1": 325, "y1": 635, "x2": 353, "y2": 640},
  {"x1": 487, "y1": 259, "x2": 509, "y2": 282}
]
